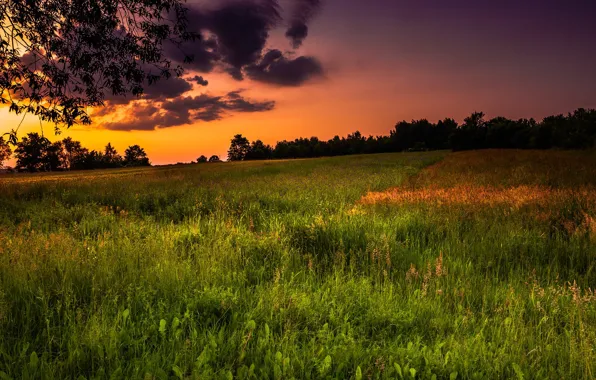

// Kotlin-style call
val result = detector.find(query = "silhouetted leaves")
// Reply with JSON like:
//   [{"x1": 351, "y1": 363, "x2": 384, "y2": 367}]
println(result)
[
  {"x1": 0, "y1": 137, "x2": 12, "y2": 168},
  {"x1": 14, "y1": 133, "x2": 52, "y2": 172},
  {"x1": 450, "y1": 109, "x2": 596, "y2": 151},
  {"x1": 228, "y1": 134, "x2": 251, "y2": 161},
  {"x1": 214, "y1": 108, "x2": 596, "y2": 162},
  {"x1": 0, "y1": 0, "x2": 196, "y2": 128},
  {"x1": 124, "y1": 145, "x2": 150, "y2": 167},
  {"x1": 245, "y1": 140, "x2": 274, "y2": 160},
  {"x1": 12, "y1": 133, "x2": 148, "y2": 171},
  {"x1": 103, "y1": 143, "x2": 124, "y2": 168}
]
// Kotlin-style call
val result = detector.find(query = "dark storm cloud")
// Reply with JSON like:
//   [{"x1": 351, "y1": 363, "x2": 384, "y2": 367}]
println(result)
[
  {"x1": 245, "y1": 49, "x2": 324, "y2": 86},
  {"x1": 164, "y1": 91, "x2": 275, "y2": 122},
  {"x1": 224, "y1": 90, "x2": 277, "y2": 112},
  {"x1": 167, "y1": 1, "x2": 280, "y2": 74},
  {"x1": 285, "y1": 0, "x2": 322, "y2": 48},
  {"x1": 161, "y1": 0, "x2": 325, "y2": 86},
  {"x1": 163, "y1": 33, "x2": 219, "y2": 73},
  {"x1": 101, "y1": 91, "x2": 275, "y2": 131},
  {"x1": 143, "y1": 76, "x2": 193, "y2": 100},
  {"x1": 94, "y1": 0, "x2": 323, "y2": 129},
  {"x1": 189, "y1": 75, "x2": 209, "y2": 86},
  {"x1": 225, "y1": 67, "x2": 245, "y2": 81},
  {"x1": 101, "y1": 75, "x2": 193, "y2": 105},
  {"x1": 91, "y1": 103, "x2": 117, "y2": 117},
  {"x1": 205, "y1": 1, "x2": 280, "y2": 69}
]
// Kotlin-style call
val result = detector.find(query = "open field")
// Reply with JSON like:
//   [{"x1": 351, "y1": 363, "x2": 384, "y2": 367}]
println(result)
[{"x1": 1, "y1": 150, "x2": 595, "y2": 379}]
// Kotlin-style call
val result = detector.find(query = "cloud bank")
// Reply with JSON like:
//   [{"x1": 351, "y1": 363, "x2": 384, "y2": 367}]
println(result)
[
  {"x1": 96, "y1": 0, "x2": 325, "y2": 131},
  {"x1": 101, "y1": 91, "x2": 275, "y2": 131}
]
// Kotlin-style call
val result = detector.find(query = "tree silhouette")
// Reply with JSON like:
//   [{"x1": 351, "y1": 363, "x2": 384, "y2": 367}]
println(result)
[
  {"x1": 0, "y1": 137, "x2": 11, "y2": 168},
  {"x1": 450, "y1": 111, "x2": 487, "y2": 151},
  {"x1": 81, "y1": 150, "x2": 106, "y2": 170},
  {"x1": 124, "y1": 145, "x2": 150, "y2": 167},
  {"x1": 345, "y1": 131, "x2": 366, "y2": 154},
  {"x1": 208, "y1": 155, "x2": 221, "y2": 163},
  {"x1": 465, "y1": 112, "x2": 486, "y2": 129},
  {"x1": 245, "y1": 140, "x2": 273, "y2": 160},
  {"x1": 14, "y1": 133, "x2": 51, "y2": 172},
  {"x1": 197, "y1": 155, "x2": 208, "y2": 163},
  {"x1": 103, "y1": 143, "x2": 123, "y2": 168},
  {"x1": 6, "y1": 134, "x2": 153, "y2": 171},
  {"x1": 0, "y1": 0, "x2": 195, "y2": 131},
  {"x1": 44, "y1": 140, "x2": 67, "y2": 171},
  {"x1": 228, "y1": 134, "x2": 251, "y2": 161},
  {"x1": 228, "y1": 108, "x2": 596, "y2": 161},
  {"x1": 62, "y1": 137, "x2": 89, "y2": 170},
  {"x1": 433, "y1": 118, "x2": 458, "y2": 150}
]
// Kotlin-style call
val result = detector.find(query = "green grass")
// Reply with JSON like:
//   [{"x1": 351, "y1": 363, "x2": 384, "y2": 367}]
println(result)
[{"x1": 0, "y1": 150, "x2": 595, "y2": 379}]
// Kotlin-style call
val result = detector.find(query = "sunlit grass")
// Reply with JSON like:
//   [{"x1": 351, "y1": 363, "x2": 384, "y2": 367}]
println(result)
[{"x1": 0, "y1": 150, "x2": 595, "y2": 379}]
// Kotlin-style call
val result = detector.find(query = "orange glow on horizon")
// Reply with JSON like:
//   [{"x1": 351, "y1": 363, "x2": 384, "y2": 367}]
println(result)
[{"x1": 2, "y1": 35, "x2": 595, "y2": 166}]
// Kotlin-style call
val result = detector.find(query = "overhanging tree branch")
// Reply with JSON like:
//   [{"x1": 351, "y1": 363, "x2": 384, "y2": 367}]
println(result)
[{"x1": 0, "y1": 0, "x2": 197, "y2": 133}]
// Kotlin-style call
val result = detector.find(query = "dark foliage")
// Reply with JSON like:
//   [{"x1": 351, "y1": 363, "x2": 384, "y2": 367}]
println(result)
[
  {"x1": 216, "y1": 108, "x2": 596, "y2": 161},
  {"x1": 269, "y1": 132, "x2": 393, "y2": 160},
  {"x1": 103, "y1": 143, "x2": 124, "y2": 168},
  {"x1": 227, "y1": 134, "x2": 251, "y2": 161},
  {"x1": 62, "y1": 137, "x2": 89, "y2": 170},
  {"x1": 0, "y1": 137, "x2": 11, "y2": 168},
  {"x1": 0, "y1": 0, "x2": 195, "y2": 133},
  {"x1": 245, "y1": 139, "x2": 274, "y2": 160},
  {"x1": 11, "y1": 133, "x2": 149, "y2": 172},
  {"x1": 124, "y1": 145, "x2": 151, "y2": 167},
  {"x1": 448, "y1": 109, "x2": 596, "y2": 151},
  {"x1": 14, "y1": 133, "x2": 52, "y2": 172}
]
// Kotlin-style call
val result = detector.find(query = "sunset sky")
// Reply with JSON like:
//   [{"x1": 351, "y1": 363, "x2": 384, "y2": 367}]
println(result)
[{"x1": 2, "y1": 0, "x2": 596, "y2": 164}]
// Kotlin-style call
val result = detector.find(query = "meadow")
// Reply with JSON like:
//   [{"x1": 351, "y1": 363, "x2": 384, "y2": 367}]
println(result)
[{"x1": 0, "y1": 150, "x2": 595, "y2": 379}]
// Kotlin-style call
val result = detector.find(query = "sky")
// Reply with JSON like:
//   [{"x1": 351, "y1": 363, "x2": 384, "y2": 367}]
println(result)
[{"x1": 2, "y1": 0, "x2": 596, "y2": 164}]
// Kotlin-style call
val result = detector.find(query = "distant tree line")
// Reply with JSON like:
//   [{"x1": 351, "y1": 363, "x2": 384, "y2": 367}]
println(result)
[
  {"x1": 4, "y1": 108, "x2": 595, "y2": 170},
  {"x1": 220, "y1": 108, "x2": 596, "y2": 161},
  {"x1": 0, "y1": 133, "x2": 150, "y2": 172},
  {"x1": 196, "y1": 155, "x2": 222, "y2": 163}
]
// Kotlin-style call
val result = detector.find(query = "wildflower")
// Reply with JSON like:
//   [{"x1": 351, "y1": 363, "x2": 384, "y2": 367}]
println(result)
[
  {"x1": 405, "y1": 264, "x2": 419, "y2": 283},
  {"x1": 435, "y1": 252, "x2": 444, "y2": 277},
  {"x1": 371, "y1": 247, "x2": 379, "y2": 263},
  {"x1": 385, "y1": 249, "x2": 391, "y2": 268},
  {"x1": 421, "y1": 262, "x2": 432, "y2": 296},
  {"x1": 569, "y1": 281, "x2": 581, "y2": 305}
]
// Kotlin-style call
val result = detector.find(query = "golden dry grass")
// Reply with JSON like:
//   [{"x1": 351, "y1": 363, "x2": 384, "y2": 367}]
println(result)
[
  {"x1": 360, "y1": 150, "x2": 596, "y2": 242},
  {"x1": 361, "y1": 149, "x2": 596, "y2": 207},
  {"x1": 361, "y1": 184, "x2": 596, "y2": 208},
  {"x1": 406, "y1": 149, "x2": 596, "y2": 189}
]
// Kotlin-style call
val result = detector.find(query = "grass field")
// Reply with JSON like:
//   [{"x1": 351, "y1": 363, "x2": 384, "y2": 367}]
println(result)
[{"x1": 0, "y1": 150, "x2": 595, "y2": 379}]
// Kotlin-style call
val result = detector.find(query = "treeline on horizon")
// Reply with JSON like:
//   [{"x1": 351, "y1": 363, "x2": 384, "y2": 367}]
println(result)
[
  {"x1": 220, "y1": 108, "x2": 596, "y2": 162},
  {"x1": 2, "y1": 108, "x2": 596, "y2": 171},
  {"x1": 0, "y1": 133, "x2": 150, "y2": 172}
]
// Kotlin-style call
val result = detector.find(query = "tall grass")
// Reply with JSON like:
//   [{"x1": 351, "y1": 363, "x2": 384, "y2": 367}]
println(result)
[{"x1": 0, "y1": 150, "x2": 595, "y2": 379}]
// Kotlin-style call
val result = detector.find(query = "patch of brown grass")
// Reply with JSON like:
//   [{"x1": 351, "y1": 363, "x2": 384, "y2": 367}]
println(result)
[
  {"x1": 360, "y1": 150, "x2": 596, "y2": 239},
  {"x1": 407, "y1": 149, "x2": 596, "y2": 189},
  {"x1": 362, "y1": 149, "x2": 596, "y2": 206},
  {"x1": 361, "y1": 184, "x2": 596, "y2": 209}
]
